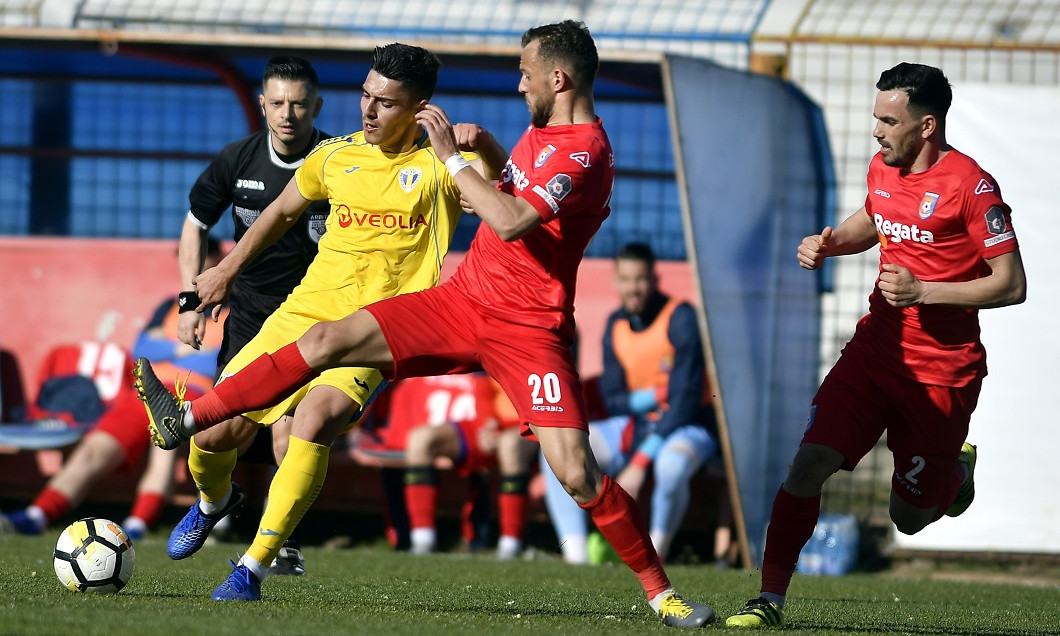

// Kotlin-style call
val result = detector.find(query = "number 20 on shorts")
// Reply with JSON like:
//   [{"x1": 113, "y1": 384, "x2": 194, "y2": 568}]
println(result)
[{"x1": 527, "y1": 373, "x2": 562, "y2": 405}]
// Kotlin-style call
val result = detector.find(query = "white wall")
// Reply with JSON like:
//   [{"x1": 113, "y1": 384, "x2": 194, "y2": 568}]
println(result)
[{"x1": 894, "y1": 84, "x2": 1060, "y2": 553}]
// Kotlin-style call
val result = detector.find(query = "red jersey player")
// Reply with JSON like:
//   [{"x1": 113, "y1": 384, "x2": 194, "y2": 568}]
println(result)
[
  {"x1": 135, "y1": 20, "x2": 714, "y2": 627},
  {"x1": 354, "y1": 374, "x2": 533, "y2": 557},
  {"x1": 726, "y1": 63, "x2": 1027, "y2": 629},
  {"x1": 388, "y1": 374, "x2": 526, "y2": 556}
]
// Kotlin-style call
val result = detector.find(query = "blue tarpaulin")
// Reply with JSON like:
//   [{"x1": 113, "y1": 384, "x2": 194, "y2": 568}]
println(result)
[{"x1": 664, "y1": 55, "x2": 834, "y2": 565}]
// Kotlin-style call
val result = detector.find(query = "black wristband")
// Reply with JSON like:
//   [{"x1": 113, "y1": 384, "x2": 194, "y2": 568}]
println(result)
[{"x1": 177, "y1": 291, "x2": 201, "y2": 313}]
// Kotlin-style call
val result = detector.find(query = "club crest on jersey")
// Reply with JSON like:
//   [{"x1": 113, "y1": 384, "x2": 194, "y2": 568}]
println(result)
[
  {"x1": 974, "y1": 178, "x2": 995, "y2": 195},
  {"x1": 398, "y1": 167, "x2": 422, "y2": 193},
  {"x1": 918, "y1": 191, "x2": 940, "y2": 219},
  {"x1": 535, "y1": 144, "x2": 557, "y2": 168}
]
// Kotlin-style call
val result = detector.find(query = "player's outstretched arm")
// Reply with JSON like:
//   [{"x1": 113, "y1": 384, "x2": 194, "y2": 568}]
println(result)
[
  {"x1": 193, "y1": 178, "x2": 311, "y2": 311},
  {"x1": 418, "y1": 105, "x2": 542, "y2": 241},
  {"x1": 798, "y1": 207, "x2": 879, "y2": 270}
]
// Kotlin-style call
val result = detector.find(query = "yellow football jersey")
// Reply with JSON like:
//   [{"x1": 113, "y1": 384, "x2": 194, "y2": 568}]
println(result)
[
  {"x1": 218, "y1": 131, "x2": 472, "y2": 426},
  {"x1": 286, "y1": 130, "x2": 469, "y2": 321}
]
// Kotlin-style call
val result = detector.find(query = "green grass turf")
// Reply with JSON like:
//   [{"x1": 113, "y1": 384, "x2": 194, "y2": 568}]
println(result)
[{"x1": 0, "y1": 533, "x2": 1056, "y2": 635}]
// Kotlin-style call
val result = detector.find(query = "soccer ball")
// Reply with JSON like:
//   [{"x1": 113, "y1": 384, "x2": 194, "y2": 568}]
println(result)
[{"x1": 53, "y1": 517, "x2": 135, "y2": 593}]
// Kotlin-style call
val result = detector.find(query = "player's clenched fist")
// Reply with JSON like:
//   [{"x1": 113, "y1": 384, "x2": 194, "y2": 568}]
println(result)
[
  {"x1": 452, "y1": 123, "x2": 495, "y2": 152},
  {"x1": 797, "y1": 226, "x2": 833, "y2": 270},
  {"x1": 877, "y1": 263, "x2": 923, "y2": 308}
]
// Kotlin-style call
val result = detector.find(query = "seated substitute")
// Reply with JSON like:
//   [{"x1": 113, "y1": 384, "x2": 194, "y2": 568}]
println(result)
[
  {"x1": 542, "y1": 242, "x2": 723, "y2": 564},
  {"x1": 392, "y1": 373, "x2": 536, "y2": 558},
  {"x1": 0, "y1": 239, "x2": 227, "y2": 539}
]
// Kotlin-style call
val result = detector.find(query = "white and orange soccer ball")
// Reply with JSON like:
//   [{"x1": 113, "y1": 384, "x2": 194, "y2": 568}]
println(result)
[{"x1": 53, "y1": 517, "x2": 135, "y2": 593}]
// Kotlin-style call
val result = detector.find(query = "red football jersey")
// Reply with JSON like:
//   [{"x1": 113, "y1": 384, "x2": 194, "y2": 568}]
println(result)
[
  {"x1": 855, "y1": 149, "x2": 1019, "y2": 386},
  {"x1": 33, "y1": 341, "x2": 133, "y2": 404},
  {"x1": 450, "y1": 119, "x2": 614, "y2": 341},
  {"x1": 380, "y1": 374, "x2": 496, "y2": 451}
]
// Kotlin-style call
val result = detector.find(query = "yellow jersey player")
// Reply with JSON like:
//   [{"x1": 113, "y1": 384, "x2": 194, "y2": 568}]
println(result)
[{"x1": 144, "y1": 42, "x2": 502, "y2": 601}]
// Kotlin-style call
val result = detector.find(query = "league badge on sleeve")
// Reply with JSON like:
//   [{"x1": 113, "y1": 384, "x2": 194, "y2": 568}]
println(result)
[
  {"x1": 985, "y1": 206, "x2": 1007, "y2": 234},
  {"x1": 531, "y1": 173, "x2": 573, "y2": 214},
  {"x1": 983, "y1": 205, "x2": 1015, "y2": 247},
  {"x1": 546, "y1": 174, "x2": 573, "y2": 201}
]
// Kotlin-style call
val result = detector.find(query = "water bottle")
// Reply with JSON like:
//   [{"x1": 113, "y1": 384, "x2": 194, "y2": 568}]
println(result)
[
  {"x1": 821, "y1": 513, "x2": 859, "y2": 575},
  {"x1": 797, "y1": 514, "x2": 858, "y2": 575},
  {"x1": 796, "y1": 519, "x2": 827, "y2": 574}
]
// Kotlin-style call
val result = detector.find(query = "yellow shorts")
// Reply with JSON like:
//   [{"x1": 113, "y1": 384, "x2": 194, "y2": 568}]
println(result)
[{"x1": 219, "y1": 294, "x2": 384, "y2": 428}]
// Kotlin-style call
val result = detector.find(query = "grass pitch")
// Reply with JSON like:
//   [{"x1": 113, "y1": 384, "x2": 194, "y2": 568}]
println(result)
[{"x1": 0, "y1": 533, "x2": 1056, "y2": 635}]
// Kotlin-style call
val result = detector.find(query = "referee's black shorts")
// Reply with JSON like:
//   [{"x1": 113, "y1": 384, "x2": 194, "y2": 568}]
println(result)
[
  {"x1": 216, "y1": 287, "x2": 290, "y2": 466},
  {"x1": 215, "y1": 288, "x2": 288, "y2": 374}
]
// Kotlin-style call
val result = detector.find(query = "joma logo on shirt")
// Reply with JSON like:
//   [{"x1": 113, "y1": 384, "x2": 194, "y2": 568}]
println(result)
[
  {"x1": 235, "y1": 179, "x2": 265, "y2": 191},
  {"x1": 335, "y1": 205, "x2": 427, "y2": 230},
  {"x1": 874, "y1": 213, "x2": 934, "y2": 245}
]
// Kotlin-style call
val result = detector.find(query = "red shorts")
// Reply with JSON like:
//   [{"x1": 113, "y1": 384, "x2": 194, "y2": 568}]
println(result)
[
  {"x1": 451, "y1": 419, "x2": 497, "y2": 477},
  {"x1": 366, "y1": 284, "x2": 588, "y2": 436},
  {"x1": 90, "y1": 383, "x2": 206, "y2": 471},
  {"x1": 804, "y1": 341, "x2": 981, "y2": 509}
]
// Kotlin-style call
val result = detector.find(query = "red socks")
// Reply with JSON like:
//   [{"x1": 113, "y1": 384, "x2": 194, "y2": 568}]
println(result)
[
  {"x1": 191, "y1": 342, "x2": 316, "y2": 429},
  {"x1": 32, "y1": 487, "x2": 70, "y2": 525},
  {"x1": 582, "y1": 474, "x2": 670, "y2": 598},
  {"x1": 128, "y1": 492, "x2": 166, "y2": 528},
  {"x1": 405, "y1": 483, "x2": 437, "y2": 530},
  {"x1": 498, "y1": 492, "x2": 528, "y2": 540},
  {"x1": 498, "y1": 473, "x2": 530, "y2": 540},
  {"x1": 761, "y1": 487, "x2": 821, "y2": 596}
]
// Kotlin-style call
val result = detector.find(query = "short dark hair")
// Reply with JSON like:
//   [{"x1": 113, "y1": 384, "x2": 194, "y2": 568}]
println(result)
[
  {"x1": 370, "y1": 43, "x2": 441, "y2": 102},
  {"x1": 522, "y1": 20, "x2": 599, "y2": 89},
  {"x1": 262, "y1": 56, "x2": 319, "y2": 94},
  {"x1": 876, "y1": 62, "x2": 952, "y2": 122},
  {"x1": 616, "y1": 242, "x2": 655, "y2": 269}
]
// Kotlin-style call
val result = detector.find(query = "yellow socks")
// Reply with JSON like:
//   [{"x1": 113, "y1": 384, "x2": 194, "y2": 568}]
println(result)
[
  {"x1": 246, "y1": 436, "x2": 328, "y2": 567},
  {"x1": 188, "y1": 437, "x2": 238, "y2": 511}
]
